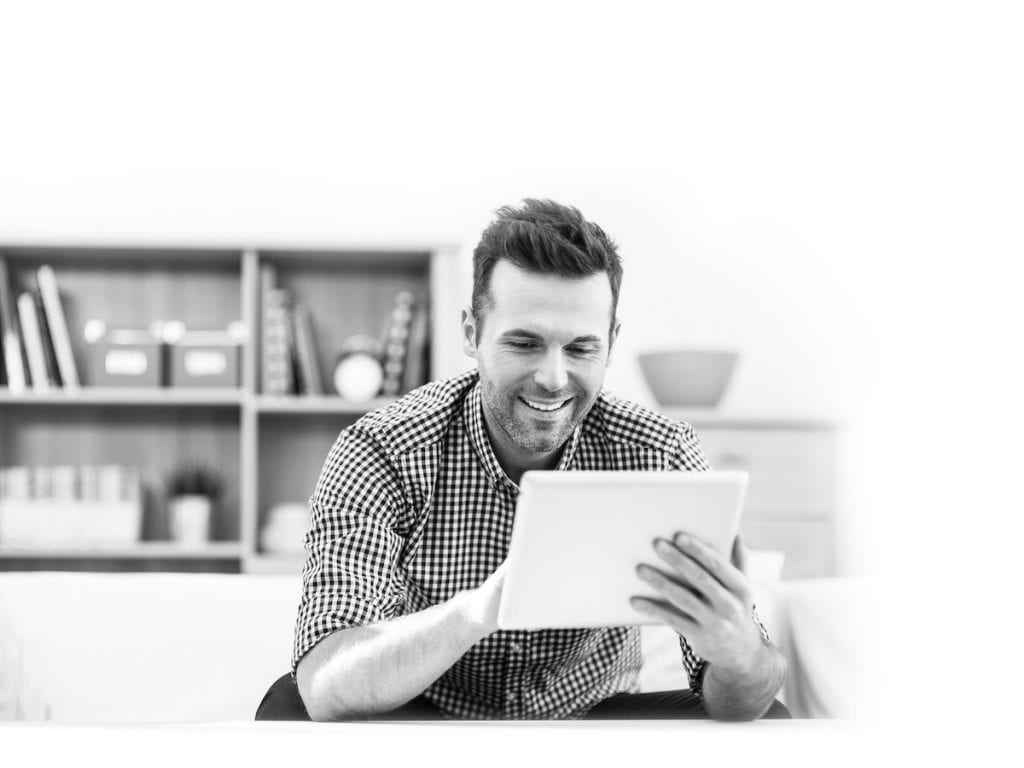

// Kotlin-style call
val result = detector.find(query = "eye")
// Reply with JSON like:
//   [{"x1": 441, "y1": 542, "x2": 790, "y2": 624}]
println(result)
[
  {"x1": 506, "y1": 340, "x2": 537, "y2": 350},
  {"x1": 567, "y1": 345, "x2": 599, "y2": 356}
]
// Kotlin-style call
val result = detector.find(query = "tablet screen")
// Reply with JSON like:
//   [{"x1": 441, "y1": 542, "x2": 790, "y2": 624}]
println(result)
[{"x1": 497, "y1": 470, "x2": 747, "y2": 630}]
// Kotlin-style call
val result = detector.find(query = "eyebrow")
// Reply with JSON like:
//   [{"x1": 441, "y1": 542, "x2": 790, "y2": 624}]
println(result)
[{"x1": 499, "y1": 329, "x2": 604, "y2": 345}]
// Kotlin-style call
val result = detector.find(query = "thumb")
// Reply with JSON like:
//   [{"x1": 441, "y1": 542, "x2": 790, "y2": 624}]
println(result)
[
  {"x1": 489, "y1": 559, "x2": 509, "y2": 585},
  {"x1": 731, "y1": 533, "x2": 749, "y2": 574}
]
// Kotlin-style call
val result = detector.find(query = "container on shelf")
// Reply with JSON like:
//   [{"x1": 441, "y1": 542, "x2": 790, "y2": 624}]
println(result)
[
  {"x1": 0, "y1": 464, "x2": 143, "y2": 550},
  {"x1": 168, "y1": 494, "x2": 213, "y2": 545},
  {"x1": 84, "y1": 321, "x2": 165, "y2": 387},
  {"x1": 164, "y1": 321, "x2": 244, "y2": 389},
  {"x1": 260, "y1": 501, "x2": 310, "y2": 555}
]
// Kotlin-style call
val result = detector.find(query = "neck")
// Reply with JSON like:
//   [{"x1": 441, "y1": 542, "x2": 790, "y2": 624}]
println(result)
[
  {"x1": 494, "y1": 444, "x2": 562, "y2": 487},
  {"x1": 479, "y1": 405, "x2": 563, "y2": 486}
]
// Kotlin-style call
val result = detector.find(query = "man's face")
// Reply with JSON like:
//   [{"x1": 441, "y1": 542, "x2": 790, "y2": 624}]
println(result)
[{"x1": 462, "y1": 260, "x2": 620, "y2": 469}]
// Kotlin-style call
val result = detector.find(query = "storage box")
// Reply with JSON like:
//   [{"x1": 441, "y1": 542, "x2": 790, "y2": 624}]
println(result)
[
  {"x1": 0, "y1": 499, "x2": 143, "y2": 550},
  {"x1": 86, "y1": 340, "x2": 164, "y2": 387},
  {"x1": 168, "y1": 342, "x2": 240, "y2": 388}
]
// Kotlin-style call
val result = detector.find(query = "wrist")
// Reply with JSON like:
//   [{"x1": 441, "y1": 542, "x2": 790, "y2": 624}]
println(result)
[
  {"x1": 450, "y1": 588, "x2": 496, "y2": 642},
  {"x1": 723, "y1": 638, "x2": 772, "y2": 678},
  {"x1": 718, "y1": 615, "x2": 774, "y2": 677}
]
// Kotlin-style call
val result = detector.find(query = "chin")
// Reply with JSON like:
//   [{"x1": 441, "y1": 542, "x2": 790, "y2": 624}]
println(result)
[{"x1": 510, "y1": 424, "x2": 573, "y2": 455}]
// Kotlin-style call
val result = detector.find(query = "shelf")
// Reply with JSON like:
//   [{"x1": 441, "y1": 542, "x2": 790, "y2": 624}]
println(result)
[
  {"x1": 253, "y1": 395, "x2": 395, "y2": 415},
  {"x1": 0, "y1": 241, "x2": 459, "y2": 573},
  {"x1": 0, "y1": 388, "x2": 244, "y2": 407},
  {"x1": 244, "y1": 553, "x2": 305, "y2": 575},
  {"x1": 0, "y1": 541, "x2": 244, "y2": 559}
]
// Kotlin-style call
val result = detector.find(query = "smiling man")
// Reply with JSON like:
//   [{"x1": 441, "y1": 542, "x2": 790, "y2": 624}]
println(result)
[
  {"x1": 258, "y1": 199, "x2": 787, "y2": 721},
  {"x1": 470, "y1": 258, "x2": 614, "y2": 484}
]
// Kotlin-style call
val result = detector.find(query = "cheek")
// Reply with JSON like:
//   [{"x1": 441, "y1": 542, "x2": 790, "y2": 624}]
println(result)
[
  {"x1": 572, "y1": 358, "x2": 608, "y2": 388},
  {"x1": 479, "y1": 352, "x2": 527, "y2": 386}
]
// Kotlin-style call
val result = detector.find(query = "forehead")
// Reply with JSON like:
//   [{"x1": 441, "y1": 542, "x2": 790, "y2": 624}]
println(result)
[{"x1": 484, "y1": 260, "x2": 613, "y2": 336}]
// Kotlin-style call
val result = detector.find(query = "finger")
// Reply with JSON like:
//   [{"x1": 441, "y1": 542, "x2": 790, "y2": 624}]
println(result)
[
  {"x1": 629, "y1": 596, "x2": 699, "y2": 636},
  {"x1": 636, "y1": 564, "x2": 709, "y2": 622},
  {"x1": 488, "y1": 560, "x2": 509, "y2": 586},
  {"x1": 673, "y1": 533, "x2": 753, "y2": 606},
  {"x1": 652, "y1": 538, "x2": 731, "y2": 609}
]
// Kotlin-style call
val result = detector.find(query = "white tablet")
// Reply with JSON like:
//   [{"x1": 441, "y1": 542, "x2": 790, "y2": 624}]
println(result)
[{"x1": 497, "y1": 470, "x2": 748, "y2": 630}]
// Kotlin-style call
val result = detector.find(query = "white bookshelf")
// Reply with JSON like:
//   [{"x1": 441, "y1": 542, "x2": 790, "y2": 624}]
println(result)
[{"x1": 0, "y1": 242, "x2": 460, "y2": 573}]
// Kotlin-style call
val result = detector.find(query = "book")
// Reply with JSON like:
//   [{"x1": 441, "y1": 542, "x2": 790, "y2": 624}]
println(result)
[
  {"x1": 0, "y1": 253, "x2": 27, "y2": 393},
  {"x1": 291, "y1": 303, "x2": 323, "y2": 395},
  {"x1": 263, "y1": 287, "x2": 294, "y2": 395},
  {"x1": 37, "y1": 265, "x2": 80, "y2": 389},
  {"x1": 260, "y1": 262, "x2": 283, "y2": 395},
  {"x1": 400, "y1": 292, "x2": 429, "y2": 394},
  {"x1": 34, "y1": 288, "x2": 62, "y2": 386},
  {"x1": 17, "y1": 291, "x2": 51, "y2": 391},
  {"x1": 380, "y1": 291, "x2": 415, "y2": 397}
]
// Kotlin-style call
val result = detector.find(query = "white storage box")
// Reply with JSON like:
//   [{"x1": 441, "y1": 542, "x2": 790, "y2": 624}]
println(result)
[{"x1": 0, "y1": 499, "x2": 143, "y2": 550}]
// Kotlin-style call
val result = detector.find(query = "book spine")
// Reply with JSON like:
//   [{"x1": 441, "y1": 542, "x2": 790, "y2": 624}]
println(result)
[
  {"x1": 400, "y1": 292, "x2": 429, "y2": 394},
  {"x1": 263, "y1": 288, "x2": 294, "y2": 395},
  {"x1": 292, "y1": 303, "x2": 322, "y2": 395},
  {"x1": 17, "y1": 292, "x2": 50, "y2": 392},
  {"x1": 37, "y1": 265, "x2": 80, "y2": 389},
  {"x1": 0, "y1": 253, "x2": 27, "y2": 393},
  {"x1": 34, "y1": 288, "x2": 62, "y2": 386},
  {"x1": 380, "y1": 291, "x2": 414, "y2": 397},
  {"x1": 260, "y1": 262, "x2": 277, "y2": 395}
]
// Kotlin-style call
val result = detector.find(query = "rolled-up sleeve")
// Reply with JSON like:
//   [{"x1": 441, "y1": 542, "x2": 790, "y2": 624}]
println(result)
[{"x1": 291, "y1": 425, "x2": 410, "y2": 674}]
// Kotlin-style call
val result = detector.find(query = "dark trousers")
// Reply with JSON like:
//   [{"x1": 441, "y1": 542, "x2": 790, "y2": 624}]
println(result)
[{"x1": 255, "y1": 673, "x2": 791, "y2": 721}]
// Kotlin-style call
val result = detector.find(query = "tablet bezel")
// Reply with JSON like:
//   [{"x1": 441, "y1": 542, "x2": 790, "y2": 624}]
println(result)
[{"x1": 496, "y1": 470, "x2": 748, "y2": 630}]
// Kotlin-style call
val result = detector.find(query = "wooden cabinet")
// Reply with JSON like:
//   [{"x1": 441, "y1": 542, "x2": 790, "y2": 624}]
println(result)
[
  {"x1": 667, "y1": 413, "x2": 839, "y2": 579},
  {"x1": 0, "y1": 243, "x2": 459, "y2": 573}
]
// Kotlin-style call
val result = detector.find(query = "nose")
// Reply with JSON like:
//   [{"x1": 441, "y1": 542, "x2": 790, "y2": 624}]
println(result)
[{"x1": 533, "y1": 349, "x2": 569, "y2": 393}]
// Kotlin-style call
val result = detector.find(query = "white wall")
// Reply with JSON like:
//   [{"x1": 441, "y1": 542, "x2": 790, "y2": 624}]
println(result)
[{"x1": 0, "y1": 1, "x2": 876, "y2": 418}]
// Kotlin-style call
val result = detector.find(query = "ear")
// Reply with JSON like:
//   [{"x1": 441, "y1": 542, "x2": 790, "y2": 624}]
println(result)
[
  {"x1": 461, "y1": 306, "x2": 479, "y2": 359},
  {"x1": 606, "y1": 318, "x2": 622, "y2": 366}
]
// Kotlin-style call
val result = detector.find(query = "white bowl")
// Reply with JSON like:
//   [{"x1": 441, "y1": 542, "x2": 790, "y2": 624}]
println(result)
[{"x1": 637, "y1": 350, "x2": 738, "y2": 407}]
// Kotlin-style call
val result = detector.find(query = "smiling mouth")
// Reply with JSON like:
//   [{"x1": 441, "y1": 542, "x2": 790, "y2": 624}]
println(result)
[{"x1": 520, "y1": 397, "x2": 572, "y2": 413}]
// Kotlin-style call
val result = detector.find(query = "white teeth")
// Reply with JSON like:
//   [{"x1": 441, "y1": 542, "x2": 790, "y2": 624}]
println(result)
[{"x1": 524, "y1": 398, "x2": 567, "y2": 412}]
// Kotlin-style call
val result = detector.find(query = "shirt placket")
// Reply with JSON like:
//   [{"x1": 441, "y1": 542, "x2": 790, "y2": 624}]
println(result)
[{"x1": 504, "y1": 631, "x2": 528, "y2": 717}]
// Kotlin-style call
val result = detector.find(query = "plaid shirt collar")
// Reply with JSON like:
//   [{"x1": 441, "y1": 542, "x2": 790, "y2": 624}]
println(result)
[{"x1": 462, "y1": 379, "x2": 583, "y2": 491}]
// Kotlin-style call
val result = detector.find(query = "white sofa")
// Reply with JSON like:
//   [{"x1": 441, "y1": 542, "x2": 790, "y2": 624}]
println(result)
[{"x1": 0, "y1": 567, "x2": 865, "y2": 721}]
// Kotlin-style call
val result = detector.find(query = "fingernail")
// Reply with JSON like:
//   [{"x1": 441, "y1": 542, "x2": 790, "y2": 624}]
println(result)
[
  {"x1": 675, "y1": 533, "x2": 691, "y2": 546},
  {"x1": 655, "y1": 539, "x2": 673, "y2": 554}
]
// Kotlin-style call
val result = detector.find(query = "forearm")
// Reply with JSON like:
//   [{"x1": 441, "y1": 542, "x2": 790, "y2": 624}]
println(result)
[
  {"x1": 297, "y1": 590, "x2": 489, "y2": 721},
  {"x1": 700, "y1": 643, "x2": 787, "y2": 721}
]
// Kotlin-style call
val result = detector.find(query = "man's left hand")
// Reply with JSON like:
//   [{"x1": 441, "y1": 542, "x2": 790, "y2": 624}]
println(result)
[{"x1": 631, "y1": 533, "x2": 764, "y2": 675}]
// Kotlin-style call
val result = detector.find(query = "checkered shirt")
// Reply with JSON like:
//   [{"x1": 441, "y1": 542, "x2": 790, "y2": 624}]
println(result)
[{"x1": 292, "y1": 368, "x2": 712, "y2": 719}]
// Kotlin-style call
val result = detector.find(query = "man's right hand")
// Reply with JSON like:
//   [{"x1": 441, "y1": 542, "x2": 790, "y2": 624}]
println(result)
[{"x1": 459, "y1": 560, "x2": 508, "y2": 637}]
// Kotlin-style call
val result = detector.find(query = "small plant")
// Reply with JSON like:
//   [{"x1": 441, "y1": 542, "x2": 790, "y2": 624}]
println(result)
[{"x1": 166, "y1": 463, "x2": 222, "y2": 500}]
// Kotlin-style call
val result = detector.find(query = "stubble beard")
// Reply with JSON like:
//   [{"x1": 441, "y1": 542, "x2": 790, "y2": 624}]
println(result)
[{"x1": 479, "y1": 376, "x2": 590, "y2": 455}]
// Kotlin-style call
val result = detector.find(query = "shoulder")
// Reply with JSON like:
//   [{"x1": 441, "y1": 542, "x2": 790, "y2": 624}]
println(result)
[
  {"x1": 584, "y1": 390, "x2": 700, "y2": 455},
  {"x1": 350, "y1": 369, "x2": 479, "y2": 457},
  {"x1": 312, "y1": 370, "x2": 478, "y2": 508}
]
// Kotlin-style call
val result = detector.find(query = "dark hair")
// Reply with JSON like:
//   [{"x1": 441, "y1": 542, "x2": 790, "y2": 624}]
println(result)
[{"x1": 471, "y1": 199, "x2": 623, "y2": 336}]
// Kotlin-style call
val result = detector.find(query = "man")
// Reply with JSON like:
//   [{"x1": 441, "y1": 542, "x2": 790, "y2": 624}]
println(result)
[{"x1": 257, "y1": 199, "x2": 787, "y2": 721}]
